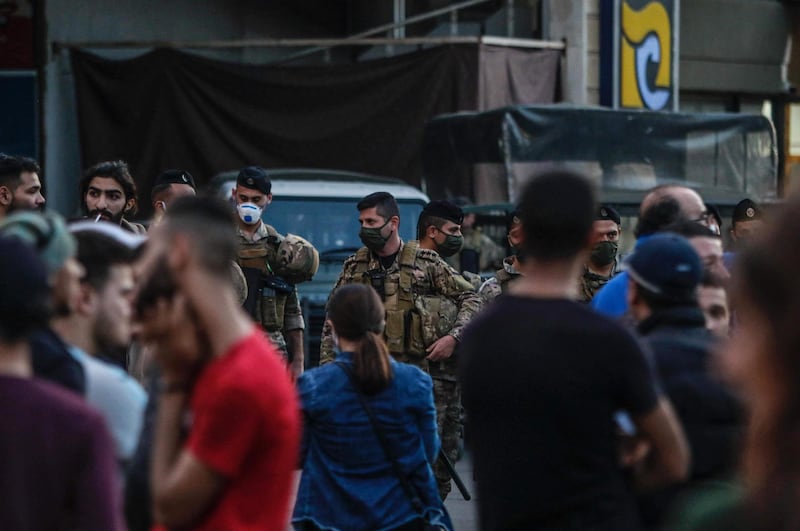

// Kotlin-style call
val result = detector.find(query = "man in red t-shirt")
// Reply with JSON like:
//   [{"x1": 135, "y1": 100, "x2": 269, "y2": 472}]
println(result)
[{"x1": 136, "y1": 196, "x2": 301, "y2": 531}]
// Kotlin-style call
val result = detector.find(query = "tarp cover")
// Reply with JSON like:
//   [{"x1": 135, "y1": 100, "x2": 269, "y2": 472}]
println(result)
[
  {"x1": 71, "y1": 45, "x2": 559, "y2": 217},
  {"x1": 423, "y1": 105, "x2": 778, "y2": 203}
]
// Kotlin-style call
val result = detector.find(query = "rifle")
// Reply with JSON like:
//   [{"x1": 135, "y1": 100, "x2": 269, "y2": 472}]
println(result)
[{"x1": 439, "y1": 448, "x2": 471, "y2": 501}]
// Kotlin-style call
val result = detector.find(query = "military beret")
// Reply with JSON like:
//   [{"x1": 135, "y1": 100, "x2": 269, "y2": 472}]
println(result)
[
  {"x1": 153, "y1": 169, "x2": 195, "y2": 190},
  {"x1": 732, "y1": 198, "x2": 761, "y2": 223},
  {"x1": 596, "y1": 205, "x2": 621, "y2": 225},
  {"x1": 236, "y1": 166, "x2": 271, "y2": 195},
  {"x1": 422, "y1": 199, "x2": 464, "y2": 225}
]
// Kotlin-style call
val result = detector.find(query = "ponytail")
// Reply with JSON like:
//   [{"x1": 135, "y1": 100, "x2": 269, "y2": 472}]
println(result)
[
  {"x1": 353, "y1": 331, "x2": 393, "y2": 395},
  {"x1": 327, "y1": 284, "x2": 394, "y2": 394}
]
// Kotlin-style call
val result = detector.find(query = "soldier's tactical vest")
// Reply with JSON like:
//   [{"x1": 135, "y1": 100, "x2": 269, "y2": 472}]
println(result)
[
  {"x1": 350, "y1": 241, "x2": 437, "y2": 359},
  {"x1": 237, "y1": 225, "x2": 289, "y2": 333}
]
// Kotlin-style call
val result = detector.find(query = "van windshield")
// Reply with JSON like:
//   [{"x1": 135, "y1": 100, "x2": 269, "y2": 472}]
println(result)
[{"x1": 266, "y1": 197, "x2": 425, "y2": 255}]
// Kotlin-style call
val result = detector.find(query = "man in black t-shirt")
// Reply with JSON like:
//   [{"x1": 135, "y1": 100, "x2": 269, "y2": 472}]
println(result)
[{"x1": 459, "y1": 171, "x2": 689, "y2": 531}]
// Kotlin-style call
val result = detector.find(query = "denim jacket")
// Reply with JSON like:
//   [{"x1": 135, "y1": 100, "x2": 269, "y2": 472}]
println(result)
[{"x1": 293, "y1": 351, "x2": 450, "y2": 531}]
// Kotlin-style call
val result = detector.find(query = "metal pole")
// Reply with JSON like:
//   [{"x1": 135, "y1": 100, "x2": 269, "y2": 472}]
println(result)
[{"x1": 506, "y1": 0, "x2": 514, "y2": 37}]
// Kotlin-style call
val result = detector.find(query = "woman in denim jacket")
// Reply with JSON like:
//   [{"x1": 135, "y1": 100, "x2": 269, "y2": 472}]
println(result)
[{"x1": 293, "y1": 284, "x2": 451, "y2": 531}]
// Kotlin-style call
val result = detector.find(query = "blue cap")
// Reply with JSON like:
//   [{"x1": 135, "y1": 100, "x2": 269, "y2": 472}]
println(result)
[{"x1": 626, "y1": 233, "x2": 702, "y2": 302}]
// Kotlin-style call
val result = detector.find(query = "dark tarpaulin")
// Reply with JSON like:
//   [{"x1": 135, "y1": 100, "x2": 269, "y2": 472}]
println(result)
[
  {"x1": 70, "y1": 45, "x2": 560, "y2": 218},
  {"x1": 423, "y1": 105, "x2": 778, "y2": 203}
]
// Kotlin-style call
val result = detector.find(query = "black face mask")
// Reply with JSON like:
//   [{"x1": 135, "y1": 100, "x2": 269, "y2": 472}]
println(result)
[
  {"x1": 359, "y1": 220, "x2": 392, "y2": 252},
  {"x1": 591, "y1": 240, "x2": 618, "y2": 266},
  {"x1": 435, "y1": 230, "x2": 463, "y2": 258}
]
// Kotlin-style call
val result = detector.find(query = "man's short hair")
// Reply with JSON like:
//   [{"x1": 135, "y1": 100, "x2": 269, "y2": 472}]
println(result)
[
  {"x1": 357, "y1": 192, "x2": 400, "y2": 221},
  {"x1": 80, "y1": 160, "x2": 138, "y2": 215},
  {"x1": 663, "y1": 220, "x2": 720, "y2": 240},
  {"x1": 163, "y1": 196, "x2": 238, "y2": 277},
  {"x1": 74, "y1": 230, "x2": 138, "y2": 292},
  {"x1": 0, "y1": 154, "x2": 23, "y2": 190},
  {"x1": 518, "y1": 170, "x2": 596, "y2": 261},
  {"x1": 635, "y1": 196, "x2": 684, "y2": 238}
]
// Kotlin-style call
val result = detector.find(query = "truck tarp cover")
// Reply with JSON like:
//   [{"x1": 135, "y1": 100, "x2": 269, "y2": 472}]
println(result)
[{"x1": 423, "y1": 105, "x2": 777, "y2": 204}]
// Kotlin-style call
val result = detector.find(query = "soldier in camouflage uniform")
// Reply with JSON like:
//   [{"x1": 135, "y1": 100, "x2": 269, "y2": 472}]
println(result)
[
  {"x1": 320, "y1": 194, "x2": 482, "y2": 500},
  {"x1": 446, "y1": 198, "x2": 504, "y2": 274},
  {"x1": 415, "y1": 200, "x2": 477, "y2": 500},
  {"x1": 578, "y1": 205, "x2": 622, "y2": 303},
  {"x1": 478, "y1": 210, "x2": 524, "y2": 303},
  {"x1": 233, "y1": 167, "x2": 306, "y2": 378}
]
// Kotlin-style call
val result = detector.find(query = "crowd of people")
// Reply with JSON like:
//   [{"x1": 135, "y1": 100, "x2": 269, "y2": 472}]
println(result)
[{"x1": 0, "y1": 149, "x2": 792, "y2": 531}]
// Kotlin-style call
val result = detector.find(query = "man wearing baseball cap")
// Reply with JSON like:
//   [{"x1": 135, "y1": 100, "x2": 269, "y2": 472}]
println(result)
[
  {"x1": 627, "y1": 233, "x2": 742, "y2": 528},
  {"x1": 232, "y1": 166, "x2": 306, "y2": 377}
]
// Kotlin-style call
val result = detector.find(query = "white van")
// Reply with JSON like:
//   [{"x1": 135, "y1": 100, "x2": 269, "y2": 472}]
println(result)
[{"x1": 212, "y1": 168, "x2": 430, "y2": 366}]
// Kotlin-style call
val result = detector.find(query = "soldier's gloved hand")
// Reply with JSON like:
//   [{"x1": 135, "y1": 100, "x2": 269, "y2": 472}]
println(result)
[{"x1": 426, "y1": 334, "x2": 457, "y2": 361}]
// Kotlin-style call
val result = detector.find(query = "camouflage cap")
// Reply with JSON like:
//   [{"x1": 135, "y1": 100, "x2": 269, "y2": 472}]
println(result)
[{"x1": 275, "y1": 233, "x2": 319, "y2": 284}]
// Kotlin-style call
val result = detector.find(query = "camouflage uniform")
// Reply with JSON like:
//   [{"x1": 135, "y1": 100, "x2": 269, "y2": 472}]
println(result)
[
  {"x1": 236, "y1": 223, "x2": 305, "y2": 359},
  {"x1": 446, "y1": 226, "x2": 504, "y2": 273},
  {"x1": 320, "y1": 240, "x2": 482, "y2": 499},
  {"x1": 478, "y1": 256, "x2": 522, "y2": 303},
  {"x1": 578, "y1": 258, "x2": 621, "y2": 303}
]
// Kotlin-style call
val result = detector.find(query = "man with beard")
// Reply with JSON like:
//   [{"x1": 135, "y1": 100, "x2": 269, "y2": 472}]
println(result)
[
  {"x1": 579, "y1": 205, "x2": 623, "y2": 303},
  {"x1": 0, "y1": 211, "x2": 86, "y2": 394},
  {"x1": 80, "y1": 160, "x2": 146, "y2": 234},
  {"x1": 0, "y1": 154, "x2": 45, "y2": 220},
  {"x1": 54, "y1": 221, "x2": 147, "y2": 469}
]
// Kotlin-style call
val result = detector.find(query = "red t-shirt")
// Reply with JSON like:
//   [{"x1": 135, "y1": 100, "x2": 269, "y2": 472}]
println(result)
[{"x1": 186, "y1": 329, "x2": 301, "y2": 530}]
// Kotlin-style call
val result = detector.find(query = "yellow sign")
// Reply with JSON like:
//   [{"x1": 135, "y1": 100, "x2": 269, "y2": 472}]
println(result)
[{"x1": 617, "y1": 0, "x2": 676, "y2": 110}]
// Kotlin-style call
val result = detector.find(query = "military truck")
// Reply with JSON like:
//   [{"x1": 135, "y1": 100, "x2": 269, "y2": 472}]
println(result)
[
  {"x1": 422, "y1": 104, "x2": 778, "y2": 258},
  {"x1": 212, "y1": 168, "x2": 429, "y2": 367}
]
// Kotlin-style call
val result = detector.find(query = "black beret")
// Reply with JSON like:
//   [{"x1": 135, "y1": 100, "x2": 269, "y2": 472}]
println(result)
[
  {"x1": 596, "y1": 205, "x2": 621, "y2": 225},
  {"x1": 422, "y1": 199, "x2": 464, "y2": 225},
  {"x1": 153, "y1": 169, "x2": 195, "y2": 190},
  {"x1": 732, "y1": 198, "x2": 761, "y2": 223},
  {"x1": 236, "y1": 166, "x2": 271, "y2": 195}
]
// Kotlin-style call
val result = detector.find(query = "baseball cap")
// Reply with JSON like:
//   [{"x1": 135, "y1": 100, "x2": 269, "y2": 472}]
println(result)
[
  {"x1": 625, "y1": 233, "x2": 702, "y2": 302},
  {"x1": 0, "y1": 211, "x2": 76, "y2": 276},
  {"x1": 0, "y1": 236, "x2": 50, "y2": 334},
  {"x1": 236, "y1": 166, "x2": 271, "y2": 195},
  {"x1": 596, "y1": 205, "x2": 621, "y2": 225},
  {"x1": 421, "y1": 199, "x2": 464, "y2": 225},
  {"x1": 732, "y1": 198, "x2": 762, "y2": 224},
  {"x1": 153, "y1": 169, "x2": 195, "y2": 190}
]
